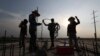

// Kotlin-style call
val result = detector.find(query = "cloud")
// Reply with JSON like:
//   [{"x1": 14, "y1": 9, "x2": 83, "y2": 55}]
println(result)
[{"x1": 0, "y1": 9, "x2": 21, "y2": 19}]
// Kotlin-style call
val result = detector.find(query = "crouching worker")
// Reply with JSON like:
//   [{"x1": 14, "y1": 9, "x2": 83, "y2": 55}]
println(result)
[
  {"x1": 19, "y1": 19, "x2": 28, "y2": 48},
  {"x1": 19, "y1": 19, "x2": 28, "y2": 56}
]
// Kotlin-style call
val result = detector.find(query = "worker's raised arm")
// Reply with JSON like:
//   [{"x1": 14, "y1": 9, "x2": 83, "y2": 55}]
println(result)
[
  {"x1": 75, "y1": 16, "x2": 80, "y2": 24},
  {"x1": 42, "y1": 19, "x2": 48, "y2": 26}
]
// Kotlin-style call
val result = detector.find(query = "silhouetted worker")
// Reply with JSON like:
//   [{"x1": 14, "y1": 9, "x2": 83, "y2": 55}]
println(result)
[
  {"x1": 29, "y1": 10, "x2": 41, "y2": 52},
  {"x1": 42, "y1": 18, "x2": 60, "y2": 48},
  {"x1": 67, "y1": 16, "x2": 80, "y2": 51},
  {"x1": 19, "y1": 19, "x2": 28, "y2": 48}
]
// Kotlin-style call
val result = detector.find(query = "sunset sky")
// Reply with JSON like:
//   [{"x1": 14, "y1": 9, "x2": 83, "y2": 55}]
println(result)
[{"x1": 0, "y1": 0, "x2": 100, "y2": 38}]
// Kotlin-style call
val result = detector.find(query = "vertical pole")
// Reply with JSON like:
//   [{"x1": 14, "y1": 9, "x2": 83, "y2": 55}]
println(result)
[
  {"x1": 36, "y1": 7, "x2": 38, "y2": 22},
  {"x1": 12, "y1": 45, "x2": 14, "y2": 56},
  {"x1": 41, "y1": 23, "x2": 43, "y2": 45},
  {"x1": 36, "y1": 7, "x2": 43, "y2": 46},
  {"x1": 93, "y1": 10, "x2": 97, "y2": 40},
  {"x1": 93, "y1": 10, "x2": 98, "y2": 56},
  {"x1": 4, "y1": 30, "x2": 6, "y2": 37},
  {"x1": 10, "y1": 35, "x2": 13, "y2": 56},
  {"x1": 36, "y1": 6, "x2": 38, "y2": 44},
  {"x1": 19, "y1": 47, "x2": 21, "y2": 56},
  {"x1": 93, "y1": 41, "x2": 95, "y2": 56},
  {"x1": 2, "y1": 30, "x2": 7, "y2": 56}
]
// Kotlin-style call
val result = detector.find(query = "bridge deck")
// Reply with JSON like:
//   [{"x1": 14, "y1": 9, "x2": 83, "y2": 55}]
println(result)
[{"x1": 0, "y1": 39, "x2": 100, "y2": 56}]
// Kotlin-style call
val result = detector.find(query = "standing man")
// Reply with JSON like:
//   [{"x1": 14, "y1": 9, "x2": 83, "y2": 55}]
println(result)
[
  {"x1": 67, "y1": 16, "x2": 80, "y2": 51},
  {"x1": 42, "y1": 18, "x2": 60, "y2": 48},
  {"x1": 29, "y1": 10, "x2": 41, "y2": 52}
]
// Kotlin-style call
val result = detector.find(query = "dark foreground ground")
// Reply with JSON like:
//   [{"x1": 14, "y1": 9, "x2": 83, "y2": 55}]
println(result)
[{"x1": 0, "y1": 37, "x2": 100, "y2": 56}]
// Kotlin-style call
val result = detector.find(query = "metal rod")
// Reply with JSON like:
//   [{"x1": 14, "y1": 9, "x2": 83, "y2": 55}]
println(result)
[
  {"x1": 93, "y1": 10, "x2": 98, "y2": 56},
  {"x1": 41, "y1": 24, "x2": 43, "y2": 46},
  {"x1": 2, "y1": 30, "x2": 7, "y2": 56}
]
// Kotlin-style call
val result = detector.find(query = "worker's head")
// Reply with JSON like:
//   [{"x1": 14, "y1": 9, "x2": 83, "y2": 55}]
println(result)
[
  {"x1": 51, "y1": 18, "x2": 54, "y2": 23},
  {"x1": 68, "y1": 17, "x2": 75, "y2": 23},
  {"x1": 32, "y1": 10, "x2": 40, "y2": 17},
  {"x1": 23, "y1": 19, "x2": 28, "y2": 24}
]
